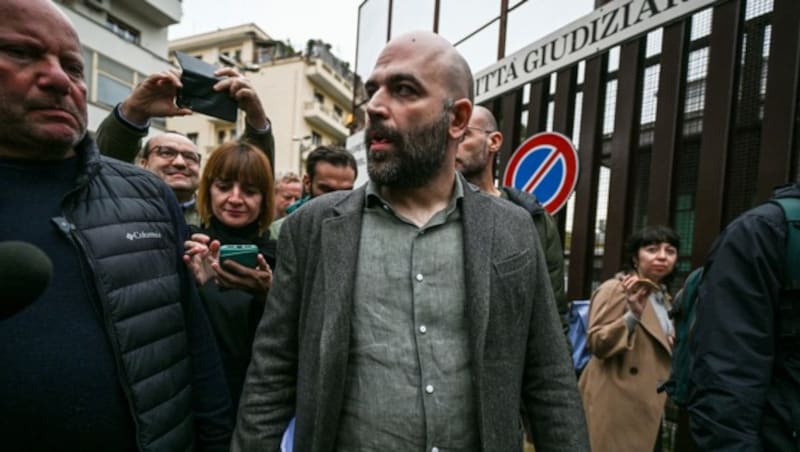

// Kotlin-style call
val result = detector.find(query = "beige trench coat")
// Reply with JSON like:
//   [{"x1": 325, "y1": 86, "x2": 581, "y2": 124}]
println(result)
[{"x1": 578, "y1": 276, "x2": 672, "y2": 452}]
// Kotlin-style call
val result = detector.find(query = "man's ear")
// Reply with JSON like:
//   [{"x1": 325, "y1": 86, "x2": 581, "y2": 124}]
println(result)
[
  {"x1": 449, "y1": 98, "x2": 472, "y2": 140},
  {"x1": 138, "y1": 158, "x2": 149, "y2": 168},
  {"x1": 302, "y1": 173, "x2": 311, "y2": 195},
  {"x1": 487, "y1": 131, "x2": 504, "y2": 155}
]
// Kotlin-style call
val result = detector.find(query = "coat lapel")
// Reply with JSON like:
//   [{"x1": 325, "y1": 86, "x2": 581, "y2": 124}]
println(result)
[
  {"x1": 315, "y1": 187, "x2": 365, "y2": 426},
  {"x1": 639, "y1": 296, "x2": 672, "y2": 356},
  {"x1": 461, "y1": 181, "x2": 494, "y2": 370}
]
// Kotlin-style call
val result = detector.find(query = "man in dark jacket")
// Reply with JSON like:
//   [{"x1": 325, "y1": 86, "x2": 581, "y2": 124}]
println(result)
[
  {"x1": 689, "y1": 183, "x2": 800, "y2": 450},
  {"x1": 0, "y1": 1, "x2": 232, "y2": 450},
  {"x1": 456, "y1": 105, "x2": 568, "y2": 335}
]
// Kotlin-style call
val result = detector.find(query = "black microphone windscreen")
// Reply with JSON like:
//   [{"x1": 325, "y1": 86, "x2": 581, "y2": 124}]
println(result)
[{"x1": 0, "y1": 241, "x2": 54, "y2": 319}]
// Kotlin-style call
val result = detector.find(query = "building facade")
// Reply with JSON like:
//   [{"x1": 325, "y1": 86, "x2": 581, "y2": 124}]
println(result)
[
  {"x1": 167, "y1": 24, "x2": 357, "y2": 176},
  {"x1": 55, "y1": 0, "x2": 181, "y2": 134},
  {"x1": 356, "y1": 0, "x2": 800, "y2": 301}
]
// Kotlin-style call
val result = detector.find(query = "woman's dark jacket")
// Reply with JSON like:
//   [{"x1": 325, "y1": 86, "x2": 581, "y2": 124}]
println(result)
[{"x1": 191, "y1": 218, "x2": 276, "y2": 411}]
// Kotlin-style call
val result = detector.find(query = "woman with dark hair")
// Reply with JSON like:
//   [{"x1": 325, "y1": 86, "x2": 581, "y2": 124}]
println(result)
[
  {"x1": 184, "y1": 141, "x2": 276, "y2": 412},
  {"x1": 578, "y1": 225, "x2": 680, "y2": 451}
]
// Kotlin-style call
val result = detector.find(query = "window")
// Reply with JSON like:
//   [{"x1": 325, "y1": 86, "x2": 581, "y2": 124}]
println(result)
[
  {"x1": 106, "y1": 14, "x2": 140, "y2": 45},
  {"x1": 333, "y1": 105, "x2": 343, "y2": 119},
  {"x1": 257, "y1": 47, "x2": 273, "y2": 63},
  {"x1": 314, "y1": 92, "x2": 324, "y2": 104},
  {"x1": 187, "y1": 133, "x2": 198, "y2": 144},
  {"x1": 82, "y1": 47, "x2": 149, "y2": 108},
  {"x1": 96, "y1": 54, "x2": 136, "y2": 107},
  {"x1": 218, "y1": 130, "x2": 226, "y2": 144},
  {"x1": 220, "y1": 47, "x2": 242, "y2": 64},
  {"x1": 311, "y1": 131, "x2": 322, "y2": 145},
  {"x1": 390, "y1": 0, "x2": 435, "y2": 38},
  {"x1": 81, "y1": 46, "x2": 94, "y2": 99}
]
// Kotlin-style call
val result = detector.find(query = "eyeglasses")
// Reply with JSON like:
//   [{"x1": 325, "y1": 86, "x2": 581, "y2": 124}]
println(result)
[{"x1": 152, "y1": 146, "x2": 201, "y2": 165}]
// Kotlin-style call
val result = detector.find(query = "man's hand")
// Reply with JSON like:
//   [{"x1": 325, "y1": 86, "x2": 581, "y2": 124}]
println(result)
[
  {"x1": 120, "y1": 69, "x2": 193, "y2": 126},
  {"x1": 213, "y1": 67, "x2": 270, "y2": 130}
]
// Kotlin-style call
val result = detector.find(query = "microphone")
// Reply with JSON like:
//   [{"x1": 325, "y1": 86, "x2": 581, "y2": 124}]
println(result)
[{"x1": 0, "y1": 241, "x2": 54, "y2": 319}]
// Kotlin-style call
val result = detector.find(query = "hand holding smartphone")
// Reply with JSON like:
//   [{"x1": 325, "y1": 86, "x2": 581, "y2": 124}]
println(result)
[{"x1": 218, "y1": 244, "x2": 259, "y2": 269}]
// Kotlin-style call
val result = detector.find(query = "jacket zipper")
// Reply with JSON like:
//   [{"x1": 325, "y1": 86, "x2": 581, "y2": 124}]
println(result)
[{"x1": 53, "y1": 212, "x2": 145, "y2": 451}]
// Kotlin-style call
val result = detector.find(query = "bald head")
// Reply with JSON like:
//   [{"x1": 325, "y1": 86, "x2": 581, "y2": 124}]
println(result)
[
  {"x1": 0, "y1": 0, "x2": 88, "y2": 160},
  {"x1": 381, "y1": 31, "x2": 473, "y2": 102},
  {"x1": 1, "y1": 0, "x2": 78, "y2": 41},
  {"x1": 471, "y1": 106, "x2": 498, "y2": 131}
]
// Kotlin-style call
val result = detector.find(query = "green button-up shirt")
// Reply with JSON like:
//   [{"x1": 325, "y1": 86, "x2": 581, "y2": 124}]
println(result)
[{"x1": 337, "y1": 176, "x2": 479, "y2": 452}]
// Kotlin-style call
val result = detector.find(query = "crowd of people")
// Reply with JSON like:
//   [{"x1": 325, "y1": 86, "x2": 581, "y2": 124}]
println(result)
[{"x1": 2, "y1": 1, "x2": 800, "y2": 451}]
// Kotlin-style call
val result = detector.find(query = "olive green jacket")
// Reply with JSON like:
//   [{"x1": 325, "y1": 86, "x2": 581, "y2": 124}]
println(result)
[{"x1": 501, "y1": 187, "x2": 567, "y2": 336}]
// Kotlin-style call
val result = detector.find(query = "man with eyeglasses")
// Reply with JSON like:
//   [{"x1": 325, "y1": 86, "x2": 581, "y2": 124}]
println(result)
[
  {"x1": 456, "y1": 105, "x2": 568, "y2": 339},
  {"x1": 138, "y1": 133, "x2": 204, "y2": 225},
  {"x1": 95, "y1": 68, "x2": 274, "y2": 226}
]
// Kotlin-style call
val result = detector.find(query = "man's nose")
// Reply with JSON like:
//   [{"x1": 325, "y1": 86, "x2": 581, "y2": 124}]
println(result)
[
  {"x1": 36, "y1": 56, "x2": 73, "y2": 96},
  {"x1": 366, "y1": 89, "x2": 388, "y2": 120},
  {"x1": 172, "y1": 153, "x2": 188, "y2": 167}
]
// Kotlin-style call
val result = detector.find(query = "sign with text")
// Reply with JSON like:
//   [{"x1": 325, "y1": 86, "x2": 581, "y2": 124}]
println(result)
[{"x1": 474, "y1": 0, "x2": 718, "y2": 103}]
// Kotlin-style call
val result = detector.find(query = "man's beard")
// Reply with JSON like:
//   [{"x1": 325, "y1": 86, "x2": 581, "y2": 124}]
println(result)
[
  {"x1": 457, "y1": 143, "x2": 489, "y2": 180},
  {"x1": 365, "y1": 111, "x2": 450, "y2": 189}
]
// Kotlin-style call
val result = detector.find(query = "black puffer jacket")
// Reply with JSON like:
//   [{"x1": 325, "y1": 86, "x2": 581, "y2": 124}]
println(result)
[{"x1": 63, "y1": 136, "x2": 232, "y2": 451}]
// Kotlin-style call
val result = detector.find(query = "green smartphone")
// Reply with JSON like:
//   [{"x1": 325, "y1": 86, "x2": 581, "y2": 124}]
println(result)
[{"x1": 218, "y1": 244, "x2": 259, "y2": 268}]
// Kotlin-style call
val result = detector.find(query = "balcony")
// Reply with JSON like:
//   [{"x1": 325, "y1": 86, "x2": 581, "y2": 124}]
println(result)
[
  {"x1": 305, "y1": 59, "x2": 353, "y2": 107},
  {"x1": 303, "y1": 101, "x2": 349, "y2": 140}
]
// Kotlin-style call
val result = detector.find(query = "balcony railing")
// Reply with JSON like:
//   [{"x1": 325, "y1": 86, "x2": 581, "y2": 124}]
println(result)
[{"x1": 303, "y1": 101, "x2": 348, "y2": 139}]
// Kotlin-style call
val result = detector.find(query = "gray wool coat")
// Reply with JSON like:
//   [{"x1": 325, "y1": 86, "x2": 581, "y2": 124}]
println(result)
[{"x1": 232, "y1": 177, "x2": 589, "y2": 452}]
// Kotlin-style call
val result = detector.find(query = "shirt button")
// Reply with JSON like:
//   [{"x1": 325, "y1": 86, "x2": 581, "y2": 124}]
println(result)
[
  {"x1": 432, "y1": 448, "x2": 440, "y2": 452},
  {"x1": 415, "y1": 273, "x2": 424, "y2": 282},
  {"x1": 425, "y1": 384, "x2": 434, "y2": 394},
  {"x1": 419, "y1": 325, "x2": 427, "y2": 334},
  {"x1": 382, "y1": 204, "x2": 389, "y2": 210}
]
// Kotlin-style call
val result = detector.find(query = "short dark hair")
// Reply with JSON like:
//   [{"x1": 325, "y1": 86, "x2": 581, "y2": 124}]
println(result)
[
  {"x1": 624, "y1": 225, "x2": 681, "y2": 285},
  {"x1": 305, "y1": 145, "x2": 358, "y2": 180}
]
